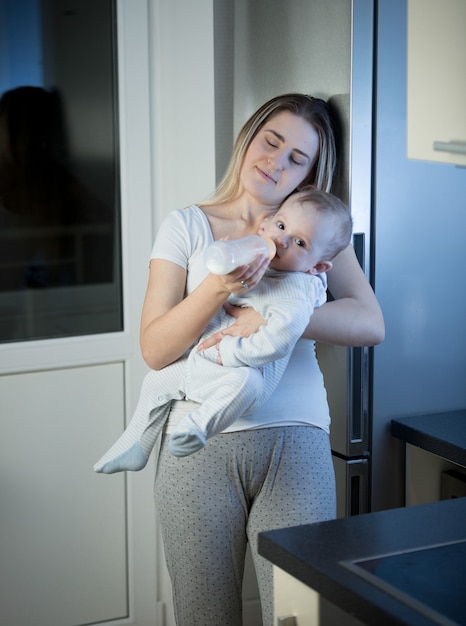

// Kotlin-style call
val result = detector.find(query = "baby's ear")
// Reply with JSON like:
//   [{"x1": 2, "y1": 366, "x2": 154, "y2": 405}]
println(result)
[{"x1": 308, "y1": 260, "x2": 333, "y2": 275}]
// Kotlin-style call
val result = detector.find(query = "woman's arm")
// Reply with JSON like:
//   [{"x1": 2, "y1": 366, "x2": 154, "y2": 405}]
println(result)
[
  {"x1": 140, "y1": 254, "x2": 271, "y2": 370},
  {"x1": 140, "y1": 259, "x2": 231, "y2": 370},
  {"x1": 302, "y1": 244, "x2": 385, "y2": 346}
]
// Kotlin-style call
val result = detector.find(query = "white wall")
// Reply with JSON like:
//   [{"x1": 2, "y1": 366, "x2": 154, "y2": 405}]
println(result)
[
  {"x1": 150, "y1": 0, "x2": 217, "y2": 230},
  {"x1": 148, "y1": 0, "x2": 352, "y2": 233},
  {"x1": 233, "y1": 0, "x2": 351, "y2": 134}
]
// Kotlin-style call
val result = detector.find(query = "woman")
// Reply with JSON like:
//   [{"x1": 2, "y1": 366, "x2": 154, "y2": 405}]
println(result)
[{"x1": 142, "y1": 94, "x2": 384, "y2": 625}]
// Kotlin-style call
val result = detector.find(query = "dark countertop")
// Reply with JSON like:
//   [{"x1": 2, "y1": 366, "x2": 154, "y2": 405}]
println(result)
[
  {"x1": 391, "y1": 409, "x2": 466, "y2": 467},
  {"x1": 259, "y1": 497, "x2": 466, "y2": 626}
]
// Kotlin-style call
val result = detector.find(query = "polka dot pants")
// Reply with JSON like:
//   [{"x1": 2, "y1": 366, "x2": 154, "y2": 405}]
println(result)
[{"x1": 154, "y1": 426, "x2": 336, "y2": 626}]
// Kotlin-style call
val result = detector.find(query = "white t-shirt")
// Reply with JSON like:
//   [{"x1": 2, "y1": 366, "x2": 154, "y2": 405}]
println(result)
[{"x1": 150, "y1": 205, "x2": 331, "y2": 434}]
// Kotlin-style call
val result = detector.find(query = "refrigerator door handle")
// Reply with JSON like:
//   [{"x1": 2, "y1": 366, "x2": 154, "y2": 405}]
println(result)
[
  {"x1": 333, "y1": 455, "x2": 369, "y2": 517},
  {"x1": 349, "y1": 345, "x2": 369, "y2": 454},
  {"x1": 348, "y1": 233, "x2": 370, "y2": 456}
]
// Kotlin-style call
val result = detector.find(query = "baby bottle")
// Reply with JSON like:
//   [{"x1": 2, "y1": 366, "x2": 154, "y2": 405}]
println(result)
[{"x1": 204, "y1": 235, "x2": 276, "y2": 275}]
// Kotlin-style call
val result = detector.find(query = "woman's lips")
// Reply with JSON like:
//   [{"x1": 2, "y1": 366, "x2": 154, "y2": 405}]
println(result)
[{"x1": 256, "y1": 166, "x2": 276, "y2": 183}]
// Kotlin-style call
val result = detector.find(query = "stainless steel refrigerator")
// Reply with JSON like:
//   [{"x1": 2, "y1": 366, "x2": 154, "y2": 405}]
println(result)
[
  {"x1": 315, "y1": 1, "x2": 376, "y2": 517},
  {"x1": 216, "y1": 0, "x2": 466, "y2": 519}
]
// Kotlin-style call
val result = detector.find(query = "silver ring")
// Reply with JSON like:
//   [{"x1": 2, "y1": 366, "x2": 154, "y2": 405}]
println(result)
[{"x1": 240, "y1": 279, "x2": 249, "y2": 289}]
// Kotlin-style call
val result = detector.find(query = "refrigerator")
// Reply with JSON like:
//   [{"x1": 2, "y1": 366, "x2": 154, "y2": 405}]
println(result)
[{"x1": 217, "y1": 0, "x2": 466, "y2": 520}]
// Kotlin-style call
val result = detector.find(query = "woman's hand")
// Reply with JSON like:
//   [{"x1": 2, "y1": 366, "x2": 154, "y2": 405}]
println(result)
[
  {"x1": 196, "y1": 252, "x2": 270, "y2": 351},
  {"x1": 140, "y1": 250, "x2": 270, "y2": 370},
  {"x1": 197, "y1": 302, "x2": 266, "y2": 351},
  {"x1": 220, "y1": 252, "x2": 270, "y2": 296}
]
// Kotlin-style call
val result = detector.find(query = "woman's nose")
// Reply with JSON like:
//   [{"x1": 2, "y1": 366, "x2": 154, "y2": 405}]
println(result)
[{"x1": 267, "y1": 153, "x2": 285, "y2": 171}]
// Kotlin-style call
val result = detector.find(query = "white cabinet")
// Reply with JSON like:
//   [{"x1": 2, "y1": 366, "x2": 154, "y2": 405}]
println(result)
[
  {"x1": 407, "y1": 0, "x2": 466, "y2": 166},
  {"x1": 274, "y1": 566, "x2": 319, "y2": 626},
  {"x1": 272, "y1": 567, "x2": 365, "y2": 626},
  {"x1": 0, "y1": 364, "x2": 128, "y2": 626},
  {"x1": 405, "y1": 445, "x2": 466, "y2": 506}
]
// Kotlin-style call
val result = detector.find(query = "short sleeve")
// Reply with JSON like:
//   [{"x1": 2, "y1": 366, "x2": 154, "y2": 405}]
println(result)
[{"x1": 149, "y1": 205, "x2": 215, "y2": 294}]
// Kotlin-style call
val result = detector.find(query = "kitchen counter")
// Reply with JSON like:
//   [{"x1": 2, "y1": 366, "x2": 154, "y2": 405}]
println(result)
[
  {"x1": 391, "y1": 409, "x2": 466, "y2": 467},
  {"x1": 259, "y1": 497, "x2": 466, "y2": 626}
]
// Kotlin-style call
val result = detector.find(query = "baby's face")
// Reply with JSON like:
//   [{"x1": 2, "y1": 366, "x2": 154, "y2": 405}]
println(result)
[{"x1": 258, "y1": 196, "x2": 333, "y2": 274}]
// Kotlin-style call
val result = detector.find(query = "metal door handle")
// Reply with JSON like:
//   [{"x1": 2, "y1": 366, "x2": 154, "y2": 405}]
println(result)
[
  {"x1": 433, "y1": 141, "x2": 466, "y2": 155},
  {"x1": 349, "y1": 233, "x2": 369, "y2": 455}
]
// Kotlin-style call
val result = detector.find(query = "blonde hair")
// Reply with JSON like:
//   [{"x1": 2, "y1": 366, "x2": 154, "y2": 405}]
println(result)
[{"x1": 204, "y1": 93, "x2": 338, "y2": 207}]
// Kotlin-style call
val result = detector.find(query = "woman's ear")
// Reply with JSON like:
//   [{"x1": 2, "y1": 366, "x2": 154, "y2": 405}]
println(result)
[{"x1": 308, "y1": 260, "x2": 333, "y2": 275}]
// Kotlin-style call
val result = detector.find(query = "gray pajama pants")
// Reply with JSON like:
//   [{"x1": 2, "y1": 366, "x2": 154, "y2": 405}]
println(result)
[{"x1": 153, "y1": 425, "x2": 336, "y2": 626}]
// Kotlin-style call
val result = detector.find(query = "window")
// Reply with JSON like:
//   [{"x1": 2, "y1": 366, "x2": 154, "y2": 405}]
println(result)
[{"x1": 0, "y1": 0, "x2": 122, "y2": 341}]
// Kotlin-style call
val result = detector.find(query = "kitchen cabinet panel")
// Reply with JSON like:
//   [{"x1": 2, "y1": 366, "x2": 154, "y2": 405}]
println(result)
[
  {"x1": 407, "y1": 0, "x2": 466, "y2": 166},
  {"x1": 0, "y1": 364, "x2": 128, "y2": 626}
]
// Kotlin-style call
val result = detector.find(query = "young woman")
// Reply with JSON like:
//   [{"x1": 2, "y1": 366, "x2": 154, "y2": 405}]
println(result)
[{"x1": 142, "y1": 93, "x2": 384, "y2": 625}]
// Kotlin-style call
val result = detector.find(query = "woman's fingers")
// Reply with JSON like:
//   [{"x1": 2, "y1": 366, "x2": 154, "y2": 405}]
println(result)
[
  {"x1": 229, "y1": 256, "x2": 270, "y2": 294},
  {"x1": 197, "y1": 330, "x2": 226, "y2": 351},
  {"x1": 197, "y1": 305, "x2": 266, "y2": 351}
]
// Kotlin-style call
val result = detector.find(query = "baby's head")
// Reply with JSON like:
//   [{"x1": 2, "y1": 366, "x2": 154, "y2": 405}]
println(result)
[{"x1": 258, "y1": 187, "x2": 352, "y2": 275}]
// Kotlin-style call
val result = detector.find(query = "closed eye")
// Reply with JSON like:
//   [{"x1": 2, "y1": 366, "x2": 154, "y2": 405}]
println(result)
[
  {"x1": 291, "y1": 154, "x2": 307, "y2": 166},
  {"x1": 263, "y1": 128, "x2": 311, "y2": 166}
]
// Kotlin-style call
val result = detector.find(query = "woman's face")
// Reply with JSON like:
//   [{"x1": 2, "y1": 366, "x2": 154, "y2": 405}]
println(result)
[{"x1": 240, "y1": 110, "x2": 319, "y2": 206}]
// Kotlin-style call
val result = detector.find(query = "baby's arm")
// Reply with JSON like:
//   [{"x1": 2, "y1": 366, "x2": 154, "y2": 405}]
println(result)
[{"x1": 219, "y1": 275, "x2": 325, "y2": 369}]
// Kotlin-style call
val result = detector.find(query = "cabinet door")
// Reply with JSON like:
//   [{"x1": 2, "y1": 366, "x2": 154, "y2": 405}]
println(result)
[
  {"x1": 0, "y1": 365, "x2": 127, "y2": 626},
  {"x1": 273, "y1": 566, "x2": 319, "y2": 626},
  {"x1": 407, "y1": 0, "x2": 466, "y2": 166}
]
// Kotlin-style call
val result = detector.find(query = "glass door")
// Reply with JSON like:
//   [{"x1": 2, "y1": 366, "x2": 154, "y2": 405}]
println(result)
[{"x1": 0, "y1": 0, "x2": 122, "y2": 342}]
